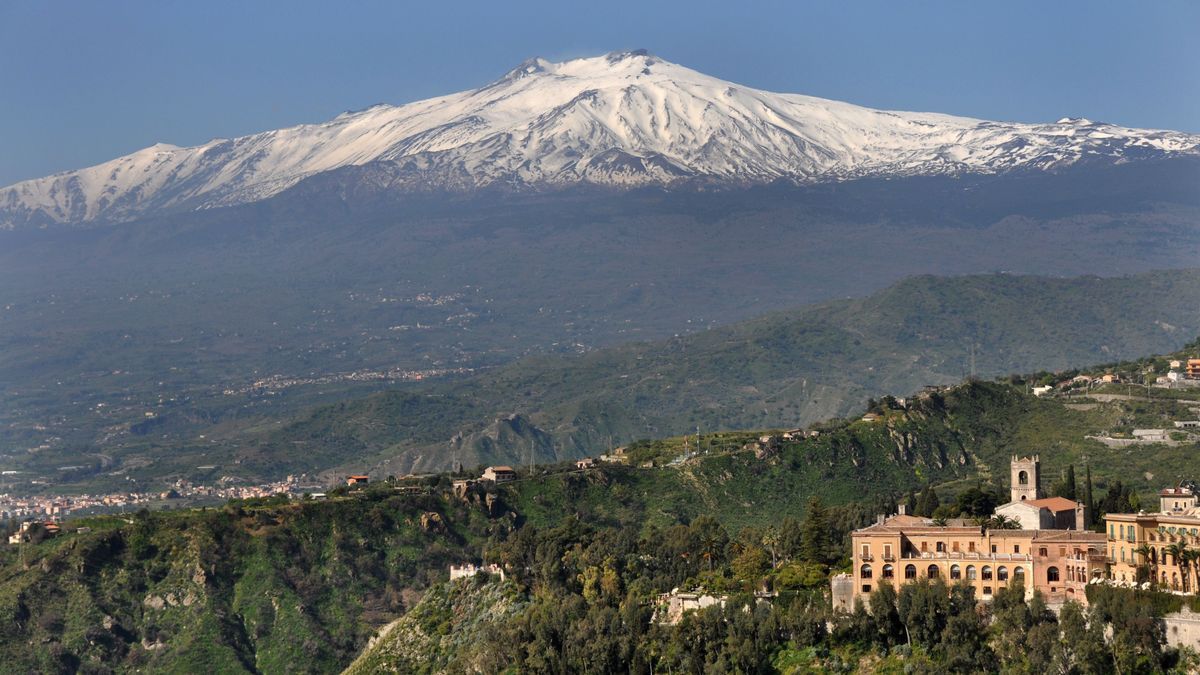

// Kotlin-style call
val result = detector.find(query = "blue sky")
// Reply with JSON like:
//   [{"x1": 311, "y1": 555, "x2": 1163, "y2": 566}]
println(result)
[{"x1": 1, "y1": 0, "x2": 1197, "y2": 186}]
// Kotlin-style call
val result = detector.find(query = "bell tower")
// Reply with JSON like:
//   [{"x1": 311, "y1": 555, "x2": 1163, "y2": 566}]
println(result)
[{"x1": 1010, "y1": 455, "x2": 1041, "y2": 502}]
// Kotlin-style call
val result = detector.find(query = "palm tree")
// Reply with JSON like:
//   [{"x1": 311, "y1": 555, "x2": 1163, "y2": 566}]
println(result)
[
  {"x1": 1181, "y1": 548, "x2": 1200, "y2": 594},
  {"x1": 761, "y1": 528, "x2": 780, "y2": 569},
  {"x1": 1134, "y1": 544, "x2": 1156, "y2": 586},
  {"x1": 931, "y1": 517, "x2": 949, "y2": 527},
  {"x1": 988, "y1": 514, "x2": 1020, "y2": 530},
  {"x1": 1165, "y1": 542, "x2": 1188, "y2": 591}
]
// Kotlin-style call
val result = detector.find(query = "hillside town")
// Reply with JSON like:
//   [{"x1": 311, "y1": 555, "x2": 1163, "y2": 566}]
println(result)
[{"x1": 0, "y1": 474, "x2": 322, "y2": 525}]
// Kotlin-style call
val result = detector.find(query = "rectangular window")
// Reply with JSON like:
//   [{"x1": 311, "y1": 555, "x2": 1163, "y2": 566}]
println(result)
[
  {"x1": 884, "y1": 544, "x2": 892, "y2": 558},
  {"x1": 861, "y1": 544, "x2": 870, "y2": 558},
  {"x1": 983, "y1": 586, "x2": 993, "y2": 595},
  {"x1": 862, "y1": 584, "x2": 871, "y2": 593},
  {"x1": 952, "y1": 542, "x2": 959, "y2": 553},
  {"x1": 1013, "y1": 545, "x2": 1020, "y2": 554},
  {"x1": 991, "y1": 545, "x2": 997, "y2": 553},
  {"x1": 1059, "y1": 547, "x2": 1066, "y2": 557},
  {"x1": 968, "y1": 542, "x2": 975, "y2": 552}
]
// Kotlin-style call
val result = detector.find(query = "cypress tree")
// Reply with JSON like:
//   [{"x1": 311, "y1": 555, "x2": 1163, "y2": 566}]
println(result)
[
  {"x1": 915, "y1": 485, "x2": 941, "y2": 517},
  {"x1": 1085, "y1": 464, "x2": 1095, "y2": 525},
  {"x1": 1065, "y1": 465, "x2": 1077, "y2": 500},
  {"x1": 800, "y1": 496, "x2": 830, "y2": 564}
]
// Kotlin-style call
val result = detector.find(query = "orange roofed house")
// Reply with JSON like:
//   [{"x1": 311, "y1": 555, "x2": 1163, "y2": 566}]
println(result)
[{"x1": 1188, "y1": 359, "x2": 1200, "y2": 380}]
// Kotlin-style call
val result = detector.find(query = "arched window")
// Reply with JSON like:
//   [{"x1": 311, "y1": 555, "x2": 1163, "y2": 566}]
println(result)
[
  {"x1": 905, "y1": 564, "x2": 917, "y2": 579},
  {"x1": 1047, "y1": 567, "x2": 1060, "y2": 582},
  {"x1": 966, "y1": 565, "x2": 977, "y2": 580},
  {"x1": 1018, "y1": 470, "x2": 1029, "y2": 485},
  {"x1": 927, "y1": 565, "x2": 940, "y2": 578},
  {"x1": 861, "y1": 564, "x2": 873, "y2": 579},
  {"x1": 882, "y1": 564, "x2": 894, "y2": 579},
  {"x1": 950, "y1": 564, "x2": 961, "y2": 580},
  {"x1": 982, "y1": 566, "x2": 993, "y2": 580},
  {"x1": 997, "y1": 566, "x2": 1009, "y2": 582},
  {"x1": 1014, "y1": 567, "x2": 1026, "y2": 580}
]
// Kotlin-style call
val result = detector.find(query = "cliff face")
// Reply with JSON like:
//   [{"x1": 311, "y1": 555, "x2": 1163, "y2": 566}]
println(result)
[{"x1": 343, "y1": 577, "x2": 525, "y2": 675}]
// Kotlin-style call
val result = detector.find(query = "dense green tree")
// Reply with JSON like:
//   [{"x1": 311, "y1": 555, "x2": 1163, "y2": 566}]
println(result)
[
  {"x1": 799, "y1": 497, "x2": 832, "y2": 565},
  {"x1": 868, "y1": 580, "x2": 906, "y2": 649},
  {"x1": 897, "y1": 578, "x2": 950, "y2": 648},
  {"x1": 938, "y1": 584, "x2": 993, "y2": 672},
  {"x1": 915, "y1": 485, "x2": 942, "y2": 517},
  {"x1": 1085, "y1": 464, "x2": 1095, "y2": 526},
  {"x1": 1054, "y1": 600, "x2": 1112, "y2": 674},
  {"x1": 778, "y1": 516, "x2": 803, "y2": 561},
  {"x1": 990, "y1": 581, "x2": 1033, "y2": 669},
  {"x1": 730, "y1": 545, "x2": 770, "y2": 588},
  {"x1": 1052, "y1": 465, "x2": 1078, "y2": 500},
  {"x1": 955, "y1": 485, "x2": 1000, "y2": 517}
]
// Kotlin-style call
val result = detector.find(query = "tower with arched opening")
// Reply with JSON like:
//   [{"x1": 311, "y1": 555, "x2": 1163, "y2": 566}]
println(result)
[{"x1": 1011, "y1": 455, "x2": 1042, "y2": 502}]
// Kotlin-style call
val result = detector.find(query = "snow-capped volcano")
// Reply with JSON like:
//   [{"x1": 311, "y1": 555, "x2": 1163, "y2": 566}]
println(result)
[{"x1": 4, "y1": 50, "x2": 1199, "y2": 227}]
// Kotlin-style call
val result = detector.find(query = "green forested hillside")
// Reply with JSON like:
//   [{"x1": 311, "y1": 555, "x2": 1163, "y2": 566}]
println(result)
[
  {"x1": 250, "y1": 271, "x2": 1200, "y2": 477},
  {"x1": 0, "y1": 490, "x2": 503, "y2": 674},
  {"x1": 5, "y1": 362, "x2": 1199, "y2": 672}
]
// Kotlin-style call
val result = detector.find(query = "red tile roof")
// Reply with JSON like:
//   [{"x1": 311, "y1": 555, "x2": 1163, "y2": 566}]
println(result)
[{"x1": 1026, "y1": 497, "x2": 1078, "y2": 512}]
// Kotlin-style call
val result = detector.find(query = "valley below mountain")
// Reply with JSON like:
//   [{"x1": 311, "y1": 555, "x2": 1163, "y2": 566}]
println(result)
[{"x1": 4, "y1": 264, "x2": 1197, "y2": 492}]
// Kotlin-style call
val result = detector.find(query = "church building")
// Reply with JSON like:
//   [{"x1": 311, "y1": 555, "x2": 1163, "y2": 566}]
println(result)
[{"x1": 993, "y1": 455, "x2": 1089, "y2": 530}]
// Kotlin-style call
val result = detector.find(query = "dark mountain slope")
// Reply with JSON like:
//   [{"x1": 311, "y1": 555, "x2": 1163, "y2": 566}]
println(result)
[{"x1": 248, "y1": 270, "x2": 1200, "y2": 476}]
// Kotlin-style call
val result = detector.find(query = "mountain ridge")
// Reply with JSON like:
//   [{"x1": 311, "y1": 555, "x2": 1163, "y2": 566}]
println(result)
[
  {"x1": 4, "y1": 50, "x2": 1198, "y2": 228},
  {"x1": 240, "y1": 270, "x2": 1200, "y2": 478}
]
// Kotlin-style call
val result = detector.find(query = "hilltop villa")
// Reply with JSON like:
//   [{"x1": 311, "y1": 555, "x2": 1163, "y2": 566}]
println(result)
[
  {"x1": 846, "y1": 456, "x2": 1106, "y2": 608},
  {"x1": 1105, "y1": 482, "x2": 1200, "y2": 591}
]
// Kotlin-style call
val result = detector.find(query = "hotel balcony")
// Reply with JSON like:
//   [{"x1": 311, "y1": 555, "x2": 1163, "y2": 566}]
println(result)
[{"x1": 902, "y1": 551, "x2": 1032, "y2": 562}]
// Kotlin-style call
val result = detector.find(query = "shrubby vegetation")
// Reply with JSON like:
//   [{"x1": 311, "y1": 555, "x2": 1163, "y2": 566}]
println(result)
[{"x1": 353, "y1": 514, "x2": 1200, "y2": 674}]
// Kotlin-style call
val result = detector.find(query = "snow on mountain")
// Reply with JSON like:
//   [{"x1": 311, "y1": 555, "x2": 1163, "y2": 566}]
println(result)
[{"x1": 3, "y1": 50, "x2": 1199, "y2": 227}]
